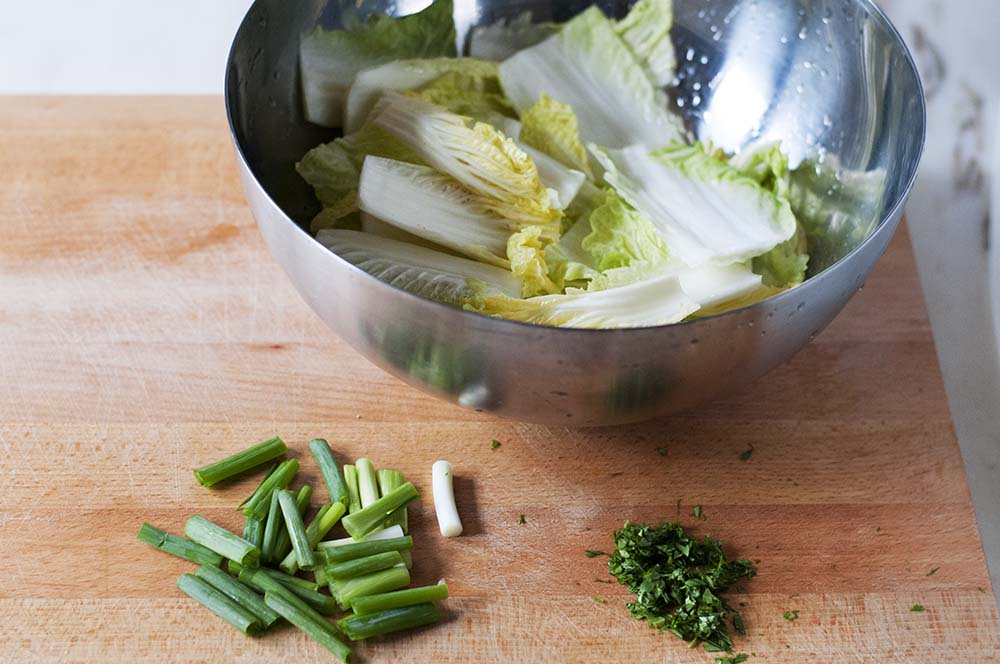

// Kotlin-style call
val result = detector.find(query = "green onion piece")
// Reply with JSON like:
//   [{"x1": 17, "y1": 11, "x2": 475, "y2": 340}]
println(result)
[
  {"x1": 315, "y1": 567, "x2": 328, "y2": 586},
  {"x1": 356, "y1": 458, "x2": 379, "y2": 509},
  {"x1": 137, "y1": 523, "x2": 223, "y2": 567},
  {"x1": 337, "y1": 603, "x2": 440, "y2": 641},
  {"x1": 261, "y1": 489, "x2": 284, "y2": 563},
  {"x1": 176, "y1": 573, "x2": 262, "y2": 636},
  {"x1": 280, "y1": 502, "x2": 346, "y2": 575},
  {"x1": 309, "y1": 439, "x2": 348, "y2": 505},
  {"x1": 264, "y1": 591, "x2": 352, "y2": 663},
  {"x1": 273, "y1": 485, "x2": 312, "y2": 563},
  {"x1": 193, "y1": 436, "x2": 287, "y2": 487},
  {"x1": 242, "y1": 515, "x2": 264, "y2": 550},
  {"x1": 243, "y1": 459, "x2": 299, "y2": 519},
  {"x1": 318, "y1": 536, "x2": 413, "y2": 564},
  {"x1": 331, "y1": 566, "x2": 411, "y2": 610},
  {"x1": 342, "y1": 483, "x2": 419, "y2": 540},
  {"x1": 278, "y1": 489, "x2": 317, "y2": 570},
  {"x1": 377, "y1": 469, "x2": 408, "y2": 533},
  {"x1": 194, "y1": 564, "x2": 280, "y2": 629},
  {"x1": 400, "y1": 550, "x2": 413, "y2": 569},
  {"x1": 343, "y1": 465, "x2": 362, "y2": 514},
  {"x1": 260, "y1": 567, "x2": 320, "y2": 592},
  {"x1": 238, "y1": 461, "x2": 279, "y2": 508},
  {"x1": 184, "y1": 515, "x2": 260, "y2": 566},
  {"x1": 350, "y1": 584, "x2": 449, "y2": 614},
  {"x1": 239, "y1": 566, "x2": 338, "y2": 615},
  {"x1": 326, "y1": 551, "x2": 404, "y2": 581}
]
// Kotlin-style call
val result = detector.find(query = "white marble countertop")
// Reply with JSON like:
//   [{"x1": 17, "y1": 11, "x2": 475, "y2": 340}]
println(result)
[{"x1": 3, "y1": 0, "x2": 998, "y2": 600}]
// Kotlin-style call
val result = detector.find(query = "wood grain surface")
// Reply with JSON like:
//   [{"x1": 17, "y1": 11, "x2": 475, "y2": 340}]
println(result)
[{"x1": 1, "y1": 97, "x2": 998, "y2": 663}]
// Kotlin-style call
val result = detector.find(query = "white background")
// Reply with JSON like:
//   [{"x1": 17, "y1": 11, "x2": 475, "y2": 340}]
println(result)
[{"x1": 3, "y1": 0, "x2": 999, "y2": 599}]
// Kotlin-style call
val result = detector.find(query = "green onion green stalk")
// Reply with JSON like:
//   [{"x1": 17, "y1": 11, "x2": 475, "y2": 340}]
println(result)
[
  {"x1": 331, "y1": 566, "x2": 411, "y2": 610},
  {"x1": 264, "y1": 591, "x2": 352, "y2": 663},
  {"x1": 137, "y1": 523, "x2": 223, "y2": 567},
  {"x1": 193, "y1": 436, "x2": 287, "y2": 487},
  {"x1": 341, "y1": 483, "x2": 419, "y2": 540},
  {"x1": 318, "y1": 536, "x2": 413, "y2": 564},
  {"x1": 242, "y1": 515, "x2": 264, "y2": 550},
  {"x1": 338, "y1": 603, "x2": 441, "y2": 641},
  {"x1": 184, "y1": 515, "x2": 260, "y2": 566},
  {"x1": 239, "y1": 566, "x2": 339, "y2": 616},
  {"x1": 243, "y1": 459, "x2": 299, "y2": 519},
  {"x1": 239, "y1": 461, "x2": 278, "y2": 508},
  {"x1": 350, "y1": 584, "x2": 449, "y2": 614},
  {"x1": 309, "y1": 439, "x2": 348, "y2": 506},
  {"x1": 260, "y1": 566, "x2": 320, "y2": 592},
  {"x1": 356, "y1": 458, "x2": 379, "y2": 509},
  {"x1": 261, "y1": 489, "x2": 284, "y2": 563},
  {"x1": 326, "y1": 551, "x2": 405, "y2": 581},
  {"x1": 278, "y1": 489, "x2": 316, "y2": 570},
  {"x1": 376, "y1": 469, "x2": 408, "y2": 533},
  {"x1": 343, "y1": 465, "x2": 362, "y2": 514},
  {"x1": 194, "y1": 564, "x2": 280, "y2": 629},
  {"x1": 279, "y1": 502, "x2": 346, "y2": 575},
  {"x1": 273, "y1": 485, "x2": 311, "y2": 563},
  {"x1": 176, "y1": 573, "x2": 262, "y2": 636}
]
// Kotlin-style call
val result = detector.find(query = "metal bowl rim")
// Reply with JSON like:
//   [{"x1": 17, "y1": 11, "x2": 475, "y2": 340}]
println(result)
[{"x1": 223, "y1": 0, "x2": 927, "y2": 336}]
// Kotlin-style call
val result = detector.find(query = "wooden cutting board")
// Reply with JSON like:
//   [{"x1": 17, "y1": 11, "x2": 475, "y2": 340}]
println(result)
[{"x1": 1, "y1": 97, "x2": 998, "y2": 663}]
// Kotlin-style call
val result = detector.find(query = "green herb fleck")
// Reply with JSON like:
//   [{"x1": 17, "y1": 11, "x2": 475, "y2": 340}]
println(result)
[
  {"x1": 716, "y1": 655, "x2": 749, "y2": 664},
  {"x1": 783, "y1": 610, "x2": 799, "y2": 621},
  {"x1": 676, "y1": 498, "x2": 682, "y2": 515},
  {"x1": 876, "y1": 526, "x2": 881, "y2": 532},
  {"x1": 926, "y1": 567, "x2": 940, "y2": 577},
  {"x1": 692, "y1": 504, "x2": 703, "y2": 519},
  {"x1": 591, "y1": 596, "x2": 606, "y2": 604},
  {"x1": 517, "y1": 514, "x2": 526, "y2": 525},
  {"x1": 732, "y1": 613, "x2": 746, "y2": 635},
  {"x1": 739, "y1": 445, "x2": 753, "y2": 462},
  {"x1": 585, "y1": 550, "x2": 609, "y2": 558},
  {"x1": 491, "y1": 439, "x2": 502, "y2": 450},
  {"x1": 978, "y1": 587, "x2": 986, "y2": 594},
  {"x1": 656, "y1": 447, "x2": 667, "y2": 456},
  {"x1": 608, "y1": 522, "x2": 756, "y2": 652},
  {"x1": 910, "y1": 604, "x2": 925, "y2": 612}
]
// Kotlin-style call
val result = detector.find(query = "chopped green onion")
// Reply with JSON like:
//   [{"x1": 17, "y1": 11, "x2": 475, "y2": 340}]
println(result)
[
  {"x1": 356, "y1": 458, "x2": 379, "y2": 508},
  {"x1": 322, "y1": 525, "x2": 404, "y2": 548},
  {"x1": 318, "y1": 536, "x2": 413, "y2": 564},
  {"x1": 259, "y1": 567, "x2": 321, "y2": 592},
  {"x1": 261, "y1": 489, "x2": 284, "y2": 563},
  {"x1": 310, "y1": 439, "x2": 348, "y2": 505},
  {"x1": 184, "y1": 515, "x2": 260, "y2": 566},
  {"x1": 238, "y1": 566, "x2": 338, "y2": 616},
  {"x1": 315, "y1": 567, "x2": 328, "y2": 586},
  {"x1": 338, "y1": 603, "x2": 441, "y2": 641},
  {"x1": 243, "y1": 459, "x2": 299, "y2": 519},
  {"x1": 326, "y1": 551, "x2": 405, "y2": 581},
  {"x1": 273, "y1": 485, "x2": 312, "y2": 563},
  {"x1": 194, "y1": 564, "x2": 280, "y2": 629},
  {"x1": 342, "y1": 482, "x2": 419, "y2": 540},
  {"x1": 238, "y1": 461, "x2": 279, "y2": 508},
  {"x1": 176, "y1": 573, "x2": 262, "y2": 636},
  {"x1": 193, "y1": 436, "x2": 287, "y2": 487},
  {"x1": 377, "y1": 469, "x2": 408, "y2": 533},
  {"x1": 264, "y1": 591, "x2": 352, "y2": 663},
  {"x1": 331, "y1": 566, "x2": 411, "y2": 610},
  {"x1": 350, "y1": 583, "x2": 449, "y2": 614},
  {"x1": 278, "y1": 489, "x2": 317, "y2": 570},
  {"x1": 280, "y1": 502, "x2": 346, "y2": 575},
  {"x1": 343, "y1": 464, "x2": 362, "y2": 514},
  {"x1": 137, "y1": 523, "x2": 223, "y2": 567},
  {"x1": 242, "y1": 515, "x2": 264, "y2": 550},
  {"x1": 432, "y1": 460, "x2": 462, "y2": 537}
]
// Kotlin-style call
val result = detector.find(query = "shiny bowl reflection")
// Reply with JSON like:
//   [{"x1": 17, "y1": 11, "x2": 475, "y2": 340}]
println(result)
[{"x1": 225, "y1": 0, "x2": 925, "y2": 425}]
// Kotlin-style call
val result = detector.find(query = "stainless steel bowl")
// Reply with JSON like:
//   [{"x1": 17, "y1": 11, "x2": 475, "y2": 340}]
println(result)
[{"x1": 225, "y1": 0, "x2": 925, "y2": 425}]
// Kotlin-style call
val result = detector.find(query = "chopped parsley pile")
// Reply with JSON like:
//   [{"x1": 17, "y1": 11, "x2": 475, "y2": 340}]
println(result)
[{"x1": 606, "y1": 522, "x2": 756, "y2": 654}]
